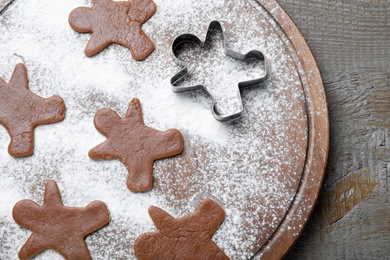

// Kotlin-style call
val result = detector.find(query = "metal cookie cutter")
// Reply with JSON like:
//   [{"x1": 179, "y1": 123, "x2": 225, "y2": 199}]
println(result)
[
  {"x1": 0, "y1": 0, "x2": 14, "y2": 13},
  {"x1": 170, "y1": 20, "x2": 269, "y2": 122}
]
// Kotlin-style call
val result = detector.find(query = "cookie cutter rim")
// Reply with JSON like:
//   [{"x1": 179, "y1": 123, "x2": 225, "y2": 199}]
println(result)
[
  {"x1": 0, "y1": 0, "x2": 13, "y2": 13},
  {"x1": 170, "y1": 20, "x2": 269, "y2": 122}
]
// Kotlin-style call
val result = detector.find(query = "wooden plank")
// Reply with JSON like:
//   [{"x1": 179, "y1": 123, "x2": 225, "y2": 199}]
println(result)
[
  {"x1": 276, "y1": 0, "x2": 390, "y2": 259},
  {"x1": 278, "y1": 0, "x2": 390, "y2": 74}
]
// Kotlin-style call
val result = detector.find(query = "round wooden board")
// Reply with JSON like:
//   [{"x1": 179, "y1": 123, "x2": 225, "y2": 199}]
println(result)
[
  {"x1": 253, "y1": 0, "x2": 329, "y2": 258},
  {"x1": 0, "y1": 0, "x2": 328, "y2": 259}
]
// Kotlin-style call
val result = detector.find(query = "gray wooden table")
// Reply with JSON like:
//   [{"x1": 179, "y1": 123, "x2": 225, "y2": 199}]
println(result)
[
  {"x1": 1, "y1": 0, "x2": 389, "y2": 259},
  {"x1": 278, "y1": 0, "x2": 390, "y2": 259}
]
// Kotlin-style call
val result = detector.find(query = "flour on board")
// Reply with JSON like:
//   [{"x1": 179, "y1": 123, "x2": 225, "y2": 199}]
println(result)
[{"x1": 0, "y1": 0, "x2": 308, "y2": 259}]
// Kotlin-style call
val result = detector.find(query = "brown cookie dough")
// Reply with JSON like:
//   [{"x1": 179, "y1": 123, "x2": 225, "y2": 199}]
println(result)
[
  {"x1": 134, "y1": 198, "x2": 229, "y2": 260},
  {"x1": 69, "y1": 0, "x2": 157, "y2": 60},
  {"x1": 12, "y1": 180, "x2": 110, "y2": 260},
  {"x1": 89, "y1": 98, "x2": 184, "y2": 192},
  {"x1": 0, "y1": 63, "x2": 65, "y2": 157}
]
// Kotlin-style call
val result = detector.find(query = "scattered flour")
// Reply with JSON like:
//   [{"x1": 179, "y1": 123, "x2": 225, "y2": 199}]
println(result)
[{"x1": 0, "y1": 0, "x2": 308, "y2": 259}]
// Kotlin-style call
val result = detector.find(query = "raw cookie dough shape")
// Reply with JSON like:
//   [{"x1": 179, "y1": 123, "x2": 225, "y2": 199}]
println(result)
[
  {"x1": 134, "y1": 198, "x2": 229, "y2": 260},
  {"x1": 12, "y1": 180, "x2": 110, "y2": 260},
  {"x1": 89, "y1": 98, "x2": 184, "y2": 192},
  {"x1": 0, "y1": 63, "x2": 65, "y2": 157},
  {"x1": 171, "y1": 20, "x2": 268, "y2": 121},
  {"x1": 69, "y1": 0, "x2": 156, "y2": 60}
]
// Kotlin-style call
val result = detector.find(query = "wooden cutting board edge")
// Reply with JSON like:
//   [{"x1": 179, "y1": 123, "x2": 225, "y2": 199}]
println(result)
[{"x1": 253, "y1": 0, "x2": 329, "y2": 259}]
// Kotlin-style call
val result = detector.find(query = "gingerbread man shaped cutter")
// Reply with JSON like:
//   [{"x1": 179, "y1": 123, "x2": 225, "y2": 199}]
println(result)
[{"x1": 170, "y1": 20, "x2": 269, "y2": 122}]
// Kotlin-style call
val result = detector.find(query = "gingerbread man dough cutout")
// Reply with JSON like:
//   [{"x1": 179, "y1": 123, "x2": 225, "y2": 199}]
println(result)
[
  {"x1": 69, "y1": 0, "x2": 157, "y2": 60},
  {"x1": 0, "y1": 63, "x2": 65, "y2": 157},
  {"x1": 12, "y1": 180, "x2": 110, "y2": 260},
  {"x1": 134, "y1": 198, "x2": 229, "y2": 260},
  {"x1": 89, "y1": 98, "x2": 184, "y2": 192}
]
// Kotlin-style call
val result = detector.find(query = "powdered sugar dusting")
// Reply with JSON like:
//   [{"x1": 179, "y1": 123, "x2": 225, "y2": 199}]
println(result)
[{"x1": 0, "y1": 0, "x2": 307, "y2": 259}]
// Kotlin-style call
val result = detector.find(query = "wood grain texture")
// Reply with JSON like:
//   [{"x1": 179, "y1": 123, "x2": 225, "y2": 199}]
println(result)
[{"x1": 277, "y1": 0, "x2": 390, "y2": 259}]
